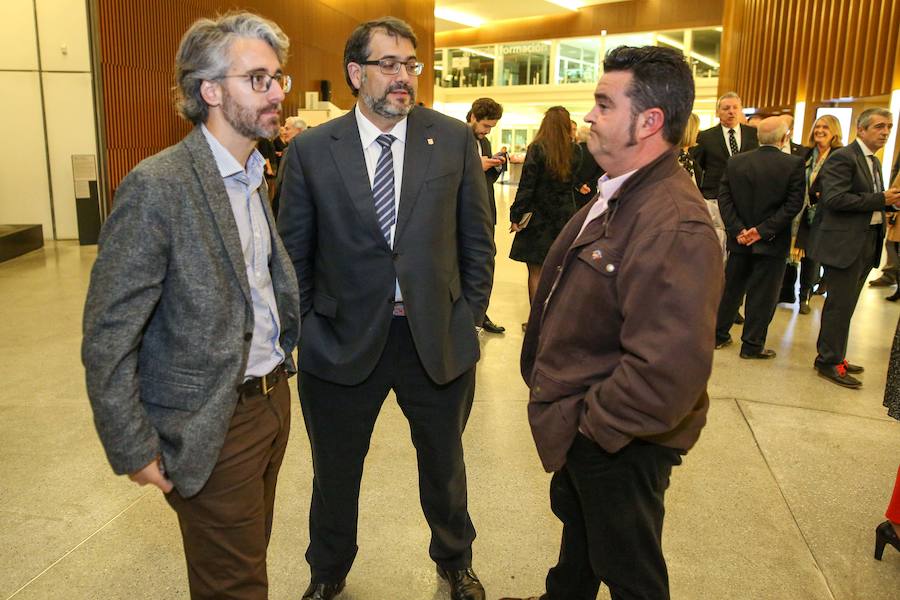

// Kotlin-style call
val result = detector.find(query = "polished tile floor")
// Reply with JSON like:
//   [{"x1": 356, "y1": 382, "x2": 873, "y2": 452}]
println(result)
[{"x1": 2, "y1": 183, "x2": 900, "y2": 599}]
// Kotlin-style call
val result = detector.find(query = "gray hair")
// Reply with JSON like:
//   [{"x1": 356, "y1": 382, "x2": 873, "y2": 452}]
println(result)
[
  {"x1": 858, "y1": 107, "x2": 893, "y2": 129},
  {"x1": 717, "y1": 92, "x2": 742, "y2": 109},
  {"x1": 174, "y1": 12, "x2": 289, "y2": 124},
  {"x1": 756, "y1": 117, "x2": 788, "y2": 145},
  {"x1": 284, "y1": 117, "x2": 307, "y2": 131}
]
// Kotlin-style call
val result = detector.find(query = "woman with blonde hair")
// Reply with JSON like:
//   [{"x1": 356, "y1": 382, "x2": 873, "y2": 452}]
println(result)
[
  {"x1": 678, "y1": 112, "x2": 702, "y2": 187},
  {"x1": 792, "y1": 114, "x2": 843, "y2": 313},
  {"x1": 509, "y1": 106, "x2": 580, "y2": 311}
]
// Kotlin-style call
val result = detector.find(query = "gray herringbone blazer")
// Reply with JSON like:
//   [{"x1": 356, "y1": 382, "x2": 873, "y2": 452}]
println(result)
[{"x1": 82, "y1": 127, "x2": 300, "y2": 497}]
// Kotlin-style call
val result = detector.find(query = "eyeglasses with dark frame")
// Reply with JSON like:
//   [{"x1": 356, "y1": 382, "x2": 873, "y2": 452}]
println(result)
[
  {"x1": 359, "y1": 58, "x2": 424, "y2": 77},
  {"x1": 219, "y1": 71, "x2": 292, "y2": 93}
]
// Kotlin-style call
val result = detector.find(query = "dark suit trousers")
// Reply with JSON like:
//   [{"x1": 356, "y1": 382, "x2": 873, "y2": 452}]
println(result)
[
  {"x1": 299, "y1": 317, "x2": 477, "y2": 584},
  {"x1": 715, "y1": 253, "x2": 787, "y2": 354},
  {"x1": 816, "y1": 228, "x2": 880, "y2": 367},
  {"x1": 542, "y1": 435, "x2": 683, "y2": 600},
  {"x1": 165, "y1": 375, "x2": 291, "y2": 600}
]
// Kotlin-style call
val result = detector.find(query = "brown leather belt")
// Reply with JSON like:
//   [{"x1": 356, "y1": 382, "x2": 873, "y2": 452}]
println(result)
[{"x1": 237, "y1": 364, "x2": 287, "y2": 397}]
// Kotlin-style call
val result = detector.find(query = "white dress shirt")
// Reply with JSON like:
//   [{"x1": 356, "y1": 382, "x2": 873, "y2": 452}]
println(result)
[
  {"x1": 355, "y1": 105, "x2": 408, "y2": 301},
  {"x1": 577, "y1": 169, "x2": 637, "y2": 238},
  {"x1": 721, "y1": 124, "x2": 742, "y2": 156},
  {"x1": 856, "y1": 138, "x2": 884, "y2": 225}
]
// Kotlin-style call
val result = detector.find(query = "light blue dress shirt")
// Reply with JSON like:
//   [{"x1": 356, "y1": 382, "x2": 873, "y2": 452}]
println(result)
[{"x1": 201, "y1": 125, "x2": 284, "y2": 378}]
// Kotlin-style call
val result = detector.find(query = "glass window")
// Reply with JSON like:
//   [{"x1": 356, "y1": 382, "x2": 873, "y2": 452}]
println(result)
[
  {"x1": 557, "y1": 37, "x2": 600, "y2": 84},
  {"x1": 500, "y1": 41, "x2": 551, "y2": 86},
  {"x1": 657, "y1": 30, "x2": 685, "y2": 52},
  {"x1": 441, "y1": 46, "x2": 495, "y2": 88},
  {"x1": 434, "y1": 50, "x2": 446, "y2": 87},
  {"x1": 604, "y1": 32, "x2": 655, "y2": 52},
  {"x1": 690, "y1": 29, "x2": 721, "y2": 78}
]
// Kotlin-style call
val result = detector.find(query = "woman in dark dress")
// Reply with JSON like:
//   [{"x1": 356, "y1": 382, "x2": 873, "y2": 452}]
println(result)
[
  {"x1": 786, "y1": 114, "x2": 842, "y2": 312},
  {"x1": 509, "y1": 106, "x2": 580, "y2": 305},
  {"x1": 874, "y1": 314, "x2": 900, "y2": 561}
]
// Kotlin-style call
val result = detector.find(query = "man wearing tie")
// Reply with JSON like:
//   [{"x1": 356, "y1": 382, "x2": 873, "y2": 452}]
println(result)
[
  {"x1": 692, "y1": 92, "x2": 760, "y2": 199},
  {"x1": 810, "y1": 108, "x2": 899, "y2": 388},
  {"x1": 277, "y1": 17, "x2": 494, "y2": 600}
]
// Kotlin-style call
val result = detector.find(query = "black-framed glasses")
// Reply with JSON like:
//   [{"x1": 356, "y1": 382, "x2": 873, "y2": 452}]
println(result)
[
  {"x1": 360, "y1": 58, "x2": 424, "y2": 76},
  {"x1": 219, "y1": 71, "x2": 292, "y2": 93}
]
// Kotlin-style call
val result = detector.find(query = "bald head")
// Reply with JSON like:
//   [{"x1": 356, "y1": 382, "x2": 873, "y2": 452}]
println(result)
[{"x1": 757, "y1": 117, "x2": 788, "y2": 146}]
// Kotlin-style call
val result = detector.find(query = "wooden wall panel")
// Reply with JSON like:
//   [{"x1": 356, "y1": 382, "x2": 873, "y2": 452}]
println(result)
[
  {"x1": 721, "y1": 0, "x2": 900, "y2": 112},
  {"x1": 96, "y1": 0, "x2": 434, "y2": 206}
]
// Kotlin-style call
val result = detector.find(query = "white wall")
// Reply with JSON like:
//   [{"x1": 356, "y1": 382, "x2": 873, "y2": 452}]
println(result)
[{"x1": 0, "y1": 0, "x2": 97, "y2": 240}]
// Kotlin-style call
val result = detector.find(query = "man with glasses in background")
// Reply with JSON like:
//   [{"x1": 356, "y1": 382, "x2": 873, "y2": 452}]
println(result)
[
  {"x1": 82, "y1": 12, "x2": 299, "y2": 600},
  {"x1": 278, "y1": 16, "x2": 494, "y2": 600}
]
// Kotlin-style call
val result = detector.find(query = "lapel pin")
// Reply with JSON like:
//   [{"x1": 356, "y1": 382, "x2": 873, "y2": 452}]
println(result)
[
  {"x1": 591, "y1": 249, "x2": 603, "y2": 261},
  {"x1": 426, "y1": 138, "x2": 434, "y2": 145}
]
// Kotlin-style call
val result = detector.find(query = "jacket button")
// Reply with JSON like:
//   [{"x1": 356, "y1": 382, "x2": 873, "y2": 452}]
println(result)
[
  {"x1": 605, "y1": 264, "x2": 616, "y2": 272},
  {"x1": 244, "y1": 332, "x2": 252, "y2": 341},
  {"x1": 534, "y1": 385, "x2": 541, "y2": 395},
  {"x1": 392, "y1": 252, "x2": 399, "y2": 260}
]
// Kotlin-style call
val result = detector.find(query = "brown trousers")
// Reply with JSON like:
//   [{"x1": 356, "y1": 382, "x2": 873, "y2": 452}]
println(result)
[{"x1": 165, "y1": 375, "x2": 291, "y2": 600}]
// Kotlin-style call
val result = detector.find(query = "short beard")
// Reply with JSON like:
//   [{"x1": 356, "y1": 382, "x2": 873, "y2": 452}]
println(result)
[
  {"x1": 360, "y1": 70, "x2": 415, "y2": 120},
  {"x1": 222, "y1": 87, "x2": 281, "y2": 140}
]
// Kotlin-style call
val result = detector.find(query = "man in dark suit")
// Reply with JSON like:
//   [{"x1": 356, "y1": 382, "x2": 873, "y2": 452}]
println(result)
[
  {"x1": 692, "y1": 92, "x2": 760, "y2": 199},
  {"x1": 809, "y1": 107, "x2": 899, "y2": 388},
  {"x1": 277, "y1": 17, "x2": 494, "y2": 600},
  {"x1": 714, "y1": 117, "x2": 805, "y2": 358},
  {"x1": 82, "y1": 13, "x2": 300, "y2": 599},
  {"x1": 467, "y1": 97, "x2": 505, "y2": 333}
]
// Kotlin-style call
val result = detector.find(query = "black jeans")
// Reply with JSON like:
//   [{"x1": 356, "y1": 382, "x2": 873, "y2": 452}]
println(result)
[{"x1": 543, "y1": 435, "x2": 683, "y2": 600}]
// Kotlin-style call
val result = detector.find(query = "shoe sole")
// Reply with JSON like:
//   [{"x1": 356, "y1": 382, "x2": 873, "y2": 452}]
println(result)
[
  {"x1": 740, "y1": 353, "x2": 776, "y2": 359},
  {"x1": 816, "y1": 370, "x2": 861, "y2": 389}
]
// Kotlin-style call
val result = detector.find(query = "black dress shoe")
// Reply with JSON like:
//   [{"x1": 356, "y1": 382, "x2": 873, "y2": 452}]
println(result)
[
  {"x1": 301, "y1": 580, "x2": 345, "y2": 600},
  {"x1": 875, "y1": 520, "x2": 900, "y2": 560},
  {"x1": 841, "y1": 360, "x2": 864, "y2": 374},
  {"x1": 887, "y1": 290, "x2": 900, "y2": 302},
  {"x1": 740, "y1": 349, "x2": 776, "y2": 359},
  {"x1": 799, "y1": 300, "x2": 811, "y2": 314},
  {"x1": 869, "y1": 275, "x2": 897, "y2": 287},
  {"x1": 816, "y1": 365, "x2": 862, "y2": 389},
  {"x1": 715, "y1": 337, "x2": 733, "y2": 349},
  {"x1": 437, "y1": 566, "x2": 485, "y2": 600},
  {"x1": 734, "y1": 312, "x2": 745, "y2": 324},
  {"x1": 481, "y1": 315, "x2": 505, "y2": 334}
]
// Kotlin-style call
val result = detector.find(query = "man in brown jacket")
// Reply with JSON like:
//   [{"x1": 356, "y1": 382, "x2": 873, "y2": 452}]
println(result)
[{"x1": 502, "y1": 46, "x2": 723, "y2": 600}]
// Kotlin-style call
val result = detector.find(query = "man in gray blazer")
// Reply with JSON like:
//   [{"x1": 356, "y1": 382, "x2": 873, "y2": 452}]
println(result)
[
  {"x1": 277, "y1": 17, "x2": 494, "y2": 600},
  {"x1": 81, "y1": 13, "x2": 299, "y2": 599}
]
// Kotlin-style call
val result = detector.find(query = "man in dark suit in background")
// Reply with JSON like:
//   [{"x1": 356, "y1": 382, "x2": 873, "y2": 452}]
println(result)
[
  {"x1": 692, "y1": 92, "x2": 760, "y2": 199},
  {"x1": 467, "y1": 97, "x2": 506, "y2": 334},
  {"x1": 809, "y1": 107, "x2": 898, "y2": 388},
  {"x1": 714, "y1": 117, "x2": 805, "y2": 358},
  {"x1": 278, "y1": 17, "x2": 494, "y2": 600}
]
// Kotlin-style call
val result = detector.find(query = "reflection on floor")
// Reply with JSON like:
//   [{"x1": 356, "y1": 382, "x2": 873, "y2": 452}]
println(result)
[{"x1": 1, "y1": 183, "x2": 899, "y2": 600}]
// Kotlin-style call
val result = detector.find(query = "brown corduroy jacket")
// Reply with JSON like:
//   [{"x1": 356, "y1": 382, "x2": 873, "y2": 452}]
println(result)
[{"x1": 520, "y1": 148, "x2": 724, "y2": 473}]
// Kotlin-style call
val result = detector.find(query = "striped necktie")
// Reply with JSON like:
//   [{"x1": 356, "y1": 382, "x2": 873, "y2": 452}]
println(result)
[{"x1": 372, "y1": 134, "x2": 396, "y2": 243}]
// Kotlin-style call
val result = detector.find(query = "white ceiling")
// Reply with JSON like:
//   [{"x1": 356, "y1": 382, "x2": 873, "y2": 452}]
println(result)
[{"x1": 435, "y1": 0, "x2": 632, "y2": 33}]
